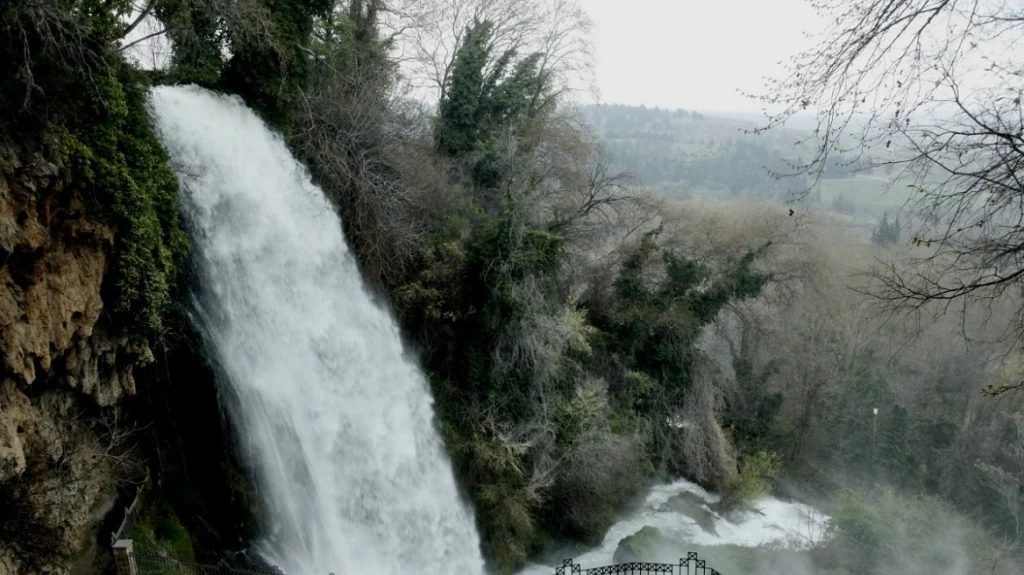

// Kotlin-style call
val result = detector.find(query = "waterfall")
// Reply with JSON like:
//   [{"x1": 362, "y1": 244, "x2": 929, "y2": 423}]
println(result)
[{"x1": 149, "y1": 85, "x2": 485, "y2": 575}]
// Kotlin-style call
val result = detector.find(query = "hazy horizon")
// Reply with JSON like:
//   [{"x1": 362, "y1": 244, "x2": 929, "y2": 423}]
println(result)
[{"x1": 586, "y1": 0, "x2": 822, "y2": 113}]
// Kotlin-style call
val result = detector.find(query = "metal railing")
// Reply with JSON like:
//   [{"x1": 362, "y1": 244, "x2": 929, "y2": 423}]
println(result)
[
  {"x1": 109, "y1": 489, "x2": 286, "y2": 575},
  {"x1": 134, "y1": 552, "x2": 285, "y2": 575},
  {"x1": 555, "y1": 552, "x2": 722, "y2": 575},
  {"x1": 111, "y1": 490, "x2": 142, "y2": 546}
]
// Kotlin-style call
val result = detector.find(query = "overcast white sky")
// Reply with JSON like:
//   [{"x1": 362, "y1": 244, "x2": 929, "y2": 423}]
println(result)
[{"x1": 585, "y1": 0, "x2": 822, "y2": 112}]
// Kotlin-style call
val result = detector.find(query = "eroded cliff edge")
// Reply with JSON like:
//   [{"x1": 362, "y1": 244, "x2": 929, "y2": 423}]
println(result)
[{"x1": 0, "y1": 140, "x2": 147, "y2": 575}]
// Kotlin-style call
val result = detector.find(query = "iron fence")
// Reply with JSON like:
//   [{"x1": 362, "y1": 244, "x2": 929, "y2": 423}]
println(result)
[
  {"x1": 555, "y1": 552, "x2": 722, "y2": 575},
  {"x1": 134, "y1": 552, "x2": 285, "y2": 575}
]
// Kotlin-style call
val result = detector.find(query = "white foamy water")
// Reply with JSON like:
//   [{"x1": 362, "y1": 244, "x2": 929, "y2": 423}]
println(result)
[
  {"x1": 519, "y1": 478, "x2": 827, "y2": 574},
  {"x1": 149, "y1": 85, "x2": 485, "y2": 575}
]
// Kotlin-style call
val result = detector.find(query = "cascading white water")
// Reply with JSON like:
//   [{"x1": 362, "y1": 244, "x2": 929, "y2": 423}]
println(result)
[
  {"x1": 519, "y1": 479, "x2": 827, "y2": 574},
  {"x1": 149, "y1": 85, "x2": 485, "y2": 575}
]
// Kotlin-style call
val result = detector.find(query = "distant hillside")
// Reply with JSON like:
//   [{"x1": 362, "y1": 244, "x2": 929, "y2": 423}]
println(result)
[{"x1": 582, "y1": 104, "x2": 905, "y2": 223}]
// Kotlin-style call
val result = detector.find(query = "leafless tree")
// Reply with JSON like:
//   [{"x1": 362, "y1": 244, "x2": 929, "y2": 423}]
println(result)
[
  {"x1": 397, "y1": 0, "x2": 594, "y2": 100},
  {"x1": 554, "y1": 423, "x2": 646, "y2": 535},
  {"x1": 673, "y1": 359, "x2": 736, "y2": 488},
  {"x1": 0, "y1": 401, "x2": 144, "y2": 564},
  {"x1": 757, "y1": 0, "x2": 1024, "y2": 378},
  {"x1": 3, "y1": 0, "x2": 284, "y2": 119},
  {"x1": 543, "y1": 144, "x2": 646, "y2": 236},
  {"x1": 3, "y1": 0, "x2": 120, "y2": 111},
  {"x1": 976, "y1": 412, "x2": 1024, "y2": 545},
  {"x1": 292, "y1": 60, "x2": 434, "y2": 286}
]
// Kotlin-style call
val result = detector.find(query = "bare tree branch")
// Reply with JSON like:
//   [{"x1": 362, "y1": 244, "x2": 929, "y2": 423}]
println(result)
[{"x1": 759, "y1": 0, "x2": 1024, "y2": 347}]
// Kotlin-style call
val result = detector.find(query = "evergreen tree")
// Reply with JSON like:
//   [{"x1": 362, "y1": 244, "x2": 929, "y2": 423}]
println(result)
[
  {"x1": 436, "y1": 20, "x2": 497, "y2": 158},
  {"x1": 435, "y1": 20, "x2": 552, "y2": 189},
  {"x1": 872, "y1": 211, "x2": 901, "y2": 247},
  {"x1": 590, "y1": 229, "x2": 771, "y2": 472}
]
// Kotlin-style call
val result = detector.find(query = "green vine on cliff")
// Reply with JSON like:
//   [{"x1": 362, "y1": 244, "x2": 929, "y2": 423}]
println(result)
[
  {"x1": 60, "y1": 62, "x2": 190, "y2": 336},
  {"x1": 3, "y1": 0, "x2": 190, "y2": 338}
]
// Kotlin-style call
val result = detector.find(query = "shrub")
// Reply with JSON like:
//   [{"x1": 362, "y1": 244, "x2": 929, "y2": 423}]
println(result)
[
  {"x1": 549, "y1": 430, "x2": 648, "y2": 543},
  {"x1": 131, "y1": 506, "x2": 196, "y2": 562},
  {"x1": 724, "y1": 451, "x2": 783, "y2": 511},
  {"x1": 821, "y1": 487, "x2": 1018, "y2": 575}
]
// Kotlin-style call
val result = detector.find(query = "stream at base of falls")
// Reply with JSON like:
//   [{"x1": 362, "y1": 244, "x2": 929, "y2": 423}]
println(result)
[{"x1": 518, "y1": 478, "x2": 827, "y2": 574}]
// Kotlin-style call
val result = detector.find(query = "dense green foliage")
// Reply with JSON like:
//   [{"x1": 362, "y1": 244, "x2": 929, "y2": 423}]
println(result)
[
  {"x1": 436, "y1": 21, "x2": 551, "y2": 190},
  {"x1": 598, "y1": 229, "x2": 768, "y2": 392},
  {"x1": 131, "y1": 505, "x2": 197, "y2": 562},
  {"x1": 2, "y1": 0, "x2": 189, "y2": 336},
  {"x1": 726, "y1": 451, "x2": 783, "y2": 510},
  {"x1": 156, "y1": 0, "x2": 332, "y2": 129},
  {"x1": 61, "y1": 64, "x2": 190, "y2": 334},
  {"x1": 1, "y1": 0, "x2": 131, "y2": 129}
]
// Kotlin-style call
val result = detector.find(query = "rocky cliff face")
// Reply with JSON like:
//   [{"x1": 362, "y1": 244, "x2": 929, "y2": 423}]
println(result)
[{"x1": 0, "y1": 141, "x2": 146, "y2": 575}]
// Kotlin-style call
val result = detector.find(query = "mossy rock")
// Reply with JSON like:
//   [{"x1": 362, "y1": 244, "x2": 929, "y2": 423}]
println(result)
[
  {"x1": 708, "y1": 496, "x2": 761, "y2": 524},
  {"x1": 661, "y1": 493, "x2": 718, "y2": 535},
  {"x1": 613, "y1": 528, "x2": 761, "y2": 568},
  {"x1": 613, "y1": 526, "x2": 672, "y2": 563}
]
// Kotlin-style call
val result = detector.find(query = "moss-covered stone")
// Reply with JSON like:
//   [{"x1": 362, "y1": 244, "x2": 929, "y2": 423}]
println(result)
[
  {"x1": 662, "y1": 493, "x2": 718, "y2": 535},
  {"x1": 613, "y1": 526, "x2": 668, "y2": 564}
]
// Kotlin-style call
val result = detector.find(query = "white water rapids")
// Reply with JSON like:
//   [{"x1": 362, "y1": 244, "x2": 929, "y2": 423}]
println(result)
[
  {"x1": 519, "y1": 479, "x2": 827, "y2": 573},
  {"x1": 149, "y1": 85, "x2": 485, "y2": 575}
]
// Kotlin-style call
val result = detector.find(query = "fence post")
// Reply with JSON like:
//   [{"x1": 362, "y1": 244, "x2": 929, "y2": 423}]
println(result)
[{"x1": 113, "y1": 540, "x2": 138, "y2": 575}]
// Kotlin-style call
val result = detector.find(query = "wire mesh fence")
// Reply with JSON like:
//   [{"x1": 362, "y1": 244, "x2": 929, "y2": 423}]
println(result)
[
  {"x1": 555, "y1": 552, "x2": 722, "y2": 575},
  {"x1": 134, "y1": 552, "x2": 286, "y2": 575}
]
